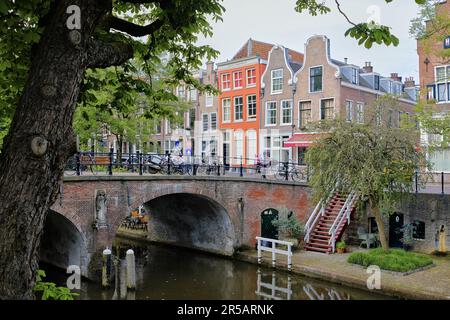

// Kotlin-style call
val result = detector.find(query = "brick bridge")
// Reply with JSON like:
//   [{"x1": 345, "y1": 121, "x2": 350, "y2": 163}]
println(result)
[{"x1": 42, "y1": 176, "x2": 312, "y2": 279}]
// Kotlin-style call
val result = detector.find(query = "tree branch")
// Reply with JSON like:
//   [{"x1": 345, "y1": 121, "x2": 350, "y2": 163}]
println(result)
[
  {"x1": 86, "y1": 40, "x2": 134, "y2": 69},
  {"x1": 109, "y1": 16, "x2": 165, "y2": 37},
  {"x1": 334, "y1": 0, "x2": 357, "y2": 27}
]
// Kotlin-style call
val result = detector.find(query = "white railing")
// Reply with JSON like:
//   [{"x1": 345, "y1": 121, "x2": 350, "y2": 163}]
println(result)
[
  {"x1": 304, "y1": 189, "x2": 336, "y2": 243},
  {"x1": 304, "y1": 201, "x2": 323, "y2": 243},
  {"x1": 328, "y1": 192, "x2": 358, "y2": 252},
  {"x1": 255, "y1": 270, "x2": 292, "y2": 300},
  {"x1": 256, "y1": 237, "x2": 293, "y2": 271}
]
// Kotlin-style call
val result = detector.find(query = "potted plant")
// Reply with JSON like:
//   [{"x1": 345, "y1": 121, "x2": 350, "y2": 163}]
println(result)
[
  {"x1": 271, "y1": 209, "x2": 305, "y2": 249},
  {"x1": 399, "y1": 223, "x2": 415, "y2": 251},
  {"x1": 336, "y1": 240, "x2": 347, "y2": 253}
]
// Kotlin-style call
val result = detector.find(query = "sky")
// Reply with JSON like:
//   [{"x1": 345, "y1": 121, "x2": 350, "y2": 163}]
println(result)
[{"x1": 197, "y1": 0, "x2": 422, "y2": 81}]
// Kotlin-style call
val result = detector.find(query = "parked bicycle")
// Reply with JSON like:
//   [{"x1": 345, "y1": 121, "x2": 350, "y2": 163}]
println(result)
[{"x1": 274, "y1": 162, "x2": 306, "y2": 182}]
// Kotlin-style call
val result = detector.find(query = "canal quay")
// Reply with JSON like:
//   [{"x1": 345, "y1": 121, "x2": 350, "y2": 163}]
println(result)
[{"x1": 38, "y1": 175, "x2": 450, "y2": 301}]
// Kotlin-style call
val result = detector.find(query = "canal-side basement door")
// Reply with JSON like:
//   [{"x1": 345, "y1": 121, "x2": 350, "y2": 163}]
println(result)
[
  {"x1": 261, "y1": 209, "x2": 279, "y2": 240},
  {"x1": 389, "y1": 212, "x2": 404, "y2": 248}
]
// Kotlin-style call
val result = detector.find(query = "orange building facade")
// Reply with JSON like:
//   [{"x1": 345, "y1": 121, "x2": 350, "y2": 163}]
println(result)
[
  {"x1": 217, "y1": 57, "x2": 266, "y2": 166},
  {"x1": 216, "y1": 39, "x2": 303, "y2": 167}
]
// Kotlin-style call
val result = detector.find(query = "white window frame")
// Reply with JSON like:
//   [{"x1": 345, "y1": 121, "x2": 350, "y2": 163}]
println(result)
[
  {"x1": 202, "y1": 113, "x2": 209, "y2": 132},
  {"x1": 234, "y1": 96, "x2": 244, "y2": 122},
  {"x1": 206, "y1": 93, "x2": 213, "y2": 107},
  {"x1": 221, "y1": 73, "x2": 231, "y2": 91},
  {"x1": 265, "y1": 101, "x2": 277, "y2": 126},
  {"x1": 247, "y1": 94, "x2": 257, "y2": 120},
  {"x1": 280, "y1": 100, "x2": 293, "y2": 126},
  {"x1": 345, "y1": 100, "x2": 353, "y2": 122},
  {"x1": 356, "y1": 102, "x2": 364, "y2": 124},
  {"x1": 246, "y1": 68, "x2": 257, "y2": 88},
  {"x1": 222, "y1": 98, "x2": 231, "y2": 123},
  {"x1": 351, "y1": 68, "x2": 358, "y2": 85},
  {"x1": 233, "y1": 71, "x2": 243, "y2": 89},
  {"x1": 309, "y1": 65, "x2": 323, "y2": 93},
  {"x1": 320, "y1": 97, "x2": 335, "y2": 120},
  {"x1": 210, "y1": 112, "x2": 217, "y2": 131},
  {"x1": 435, "y1": 65, "x2": 450, "y2": 103},
  {"x1": 271, "y1": 69, "x2": 283, "y2": 94},
  {"x1": 298, "y1": 100, "x2": 312, "y2": 128}
]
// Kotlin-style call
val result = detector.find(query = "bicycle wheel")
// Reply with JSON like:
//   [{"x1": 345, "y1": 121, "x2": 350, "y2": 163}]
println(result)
[
  {"x1": 291, "y1": 169, "x2": 304, "y2": 182},
  {"x1": 274, "y1": 170, "x2": 287, "y2": 181}
]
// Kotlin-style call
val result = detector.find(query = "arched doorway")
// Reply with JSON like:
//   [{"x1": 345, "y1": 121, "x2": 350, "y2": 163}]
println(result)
[
  {"x1": 261, "y1": 208, "x2": 279, "y2": 240},
  {"x1": 142, "y1": 193, "x2": 236, "y2": 255},
  {"x1": 40, "y1": 210, "x2": 88, "y2": 276},
  {"x1": 389, "y1": 212, "x2": 404, "y2": 248}
]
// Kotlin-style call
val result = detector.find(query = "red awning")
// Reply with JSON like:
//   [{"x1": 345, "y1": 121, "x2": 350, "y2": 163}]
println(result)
[{"x1": 283, "y1": 133, "x2": 323, "y2": 148}]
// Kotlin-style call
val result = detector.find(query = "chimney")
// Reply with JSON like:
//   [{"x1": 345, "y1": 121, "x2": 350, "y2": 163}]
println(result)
[
  {"x1": 206, "y1": 61, "x2": 215, "y2": 84},
  {"x1": 404, "y1": 77, "x2": 416, "y2": 88},
  {"x1": 363, "y1": 62, "x2": 373, "y2": 73},
  {"x1": 390, "y1": 73, "x2": 402, "y2": 82},
  {"x1": 344, "y1": 58, "x2": 348, "y2": 64}
]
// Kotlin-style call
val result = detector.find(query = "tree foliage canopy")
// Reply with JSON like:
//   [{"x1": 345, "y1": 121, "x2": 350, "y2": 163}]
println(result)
[{"x1": 306, "y1": 99, "x2": 429, "y2": 215}]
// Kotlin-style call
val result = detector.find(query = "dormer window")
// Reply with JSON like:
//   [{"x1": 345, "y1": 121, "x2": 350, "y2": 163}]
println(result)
[
  {"x1": 374, "y1": 75, "x2": 380, "y2": 91},
  {"x1": 351, "y1": 68, "x2": 358, "y2": 85}
]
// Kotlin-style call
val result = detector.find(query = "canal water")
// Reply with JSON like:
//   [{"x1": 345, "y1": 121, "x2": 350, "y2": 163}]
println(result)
[{"x1": 43, "y1": 238, "x2": 394, "y2": 300}]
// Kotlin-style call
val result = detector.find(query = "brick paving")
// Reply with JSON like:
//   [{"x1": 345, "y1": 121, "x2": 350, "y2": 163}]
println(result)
[{"x1": 235, "y1": 246, "x2": 450, "y2": 300}]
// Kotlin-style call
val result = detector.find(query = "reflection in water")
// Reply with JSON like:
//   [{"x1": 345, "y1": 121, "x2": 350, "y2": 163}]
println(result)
[
  {"x1": 43, "y1": 239, "x2": 393, "y2": 300},
  {"x1": 255, "y1": 269, "x2": 292, "y2": 300}
]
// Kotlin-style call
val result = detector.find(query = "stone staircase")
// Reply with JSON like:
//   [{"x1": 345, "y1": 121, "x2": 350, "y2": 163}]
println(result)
[{"x1": 304, "y1": 192, "x2": 357, "y2": 254}]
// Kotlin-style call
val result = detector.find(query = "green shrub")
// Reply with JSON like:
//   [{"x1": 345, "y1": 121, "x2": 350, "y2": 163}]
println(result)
[
  {"x1": 33, "y1": 270, "x2": 79, "y2": 300},
  {"x1": 347, "y1": 248, "x2": 433, "y2": 272}
]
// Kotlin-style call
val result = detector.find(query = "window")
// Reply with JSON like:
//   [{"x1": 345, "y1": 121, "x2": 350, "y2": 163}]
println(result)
[
  {"x1": 345, "y1": 100, "x2": 353, "y2": 122},
  {"x1": 209, "y1": 140, "x2": 217, "y2": 157},
  {"x1": 177, "y1": 86, "x2": 185, "y2": 98},
  {"x1": 263, "y1": 136, "x2": 271, "y2": 158},
  {"x1": 154, "y1": 120, "x2": 162, "y2": 134},
  {"x1": 233, "y1": 71, "x2": 243, "y2": 88},
  {"x1": 388, "y1": 109, "x2": 394, "y2": 128},
  {"x1": 247, "y1": 95, "x2": 257, "y2": 119},
  {"x1": 222, "y1": 98, "x2": 231, "y2": 122},
  {"x1": 189, "y1": 108, "x2": 195, "y2": 129},
  {"x1": 221, "y1": 73, "x2": 231, "y2": 90},
  {"x1": 310, "y1": 66, "x2": 323, "y2": 92},
  {"x1": 299, "y1": 101, "x2": 312, "y2": 128},
  {"x1": 189, "y1": 87, "x2": 197, "y2": 101},
  {"x1": 437, "y1": 83, "x2": 447, "y2": 102},
  {"x1": 374, "y1": 75, "x2": 380, "y2": 91},
  {"x1": 206, "y1": 93, "x2": 213, "y2": 107},
  {"x1": 246, "y1": 68, "x2": 256, "y2": 87},
  {"x1": 351, "y1": 68, "x2": 358, "y2": 84},
  {"x1": 202, "y1": 114, "x2": 209, "y2": 132},
  {"x1": 436, "y1": 66, "x2": 447, "y2": 82},
  {"x1": 413, "y1": 221, "x2": 425, "y2": 240},
  {"x1": 246, "y1": 130, "x2": 257, "y2": 164},
  {"x1": 298, "y1": 147, "x2": 307, "y2": 165},
  {"x1": 265, "y1": 102, "x2": 277, "y2": 126},
  {"x1": 281, "y1": 100, "x2": 293, "y2": 125},
  {"x1": 356, "y1": 103, "x2": 364, "y2": 124},
  {"x1": 388, "y1": 81, "x2": 393, "y2": 94},
  {"x1": 210, "y1": 112, "x2": 217, "y2": 130},
  {"x1": 320, "y1": 99, "x2": 334, "y2": 120},
  {"x1": 235, "y1": 131, "x2": 244, "y2": 163},
  {"x1": 234, "y1": 96, "x2": 243, "y2": 121},
  {"x1": 271, "y1": 69, "x2": 283, "y2": 93}
]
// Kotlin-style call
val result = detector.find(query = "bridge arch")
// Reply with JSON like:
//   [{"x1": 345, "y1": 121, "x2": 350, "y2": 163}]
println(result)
[
  {"x1": 40, "y1": 209, "x2": 89, "y2": 277},
  {"x1": 137, "y1": 193, "x2": 237, "y2": 255}
]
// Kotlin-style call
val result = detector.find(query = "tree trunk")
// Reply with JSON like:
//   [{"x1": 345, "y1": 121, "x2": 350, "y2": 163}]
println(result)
[
  {"x1": 371, "y1": 204, "x2": 389, "y2": 251},
  {"x1": 0, "y1": 0, "x2": 132, "y2": 299}
]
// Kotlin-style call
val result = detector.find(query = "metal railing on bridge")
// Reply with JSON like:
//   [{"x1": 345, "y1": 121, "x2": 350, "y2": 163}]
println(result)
[{"x1": 64, "y1": 149, "x2": 309, "y2": 183}]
